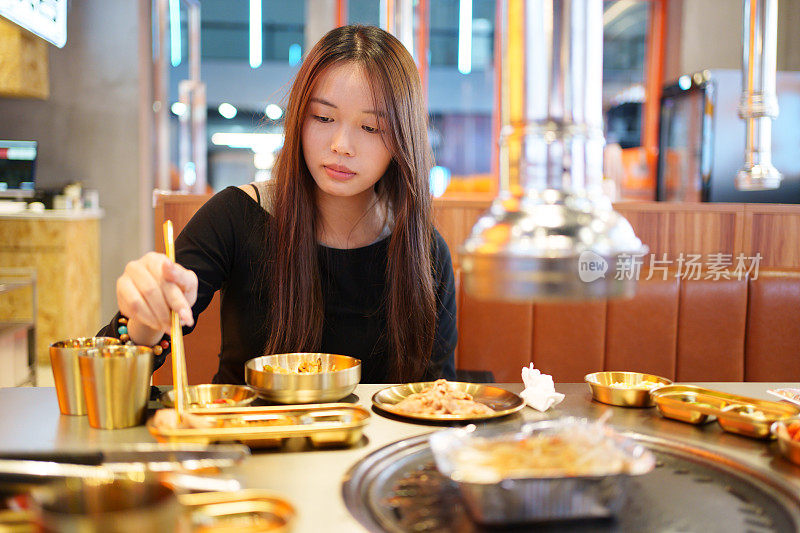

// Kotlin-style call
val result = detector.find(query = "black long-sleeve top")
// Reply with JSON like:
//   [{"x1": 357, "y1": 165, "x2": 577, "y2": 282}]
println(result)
[{"x1": 99, "y1": 186, "x2": 457, "y2": 384}]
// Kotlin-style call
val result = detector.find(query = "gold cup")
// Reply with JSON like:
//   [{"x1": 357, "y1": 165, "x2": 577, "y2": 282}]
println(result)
[
  {"x1": 49, "y1": 337, "x2": 121, "y2": 416},
  {"x1": 79, "y1": 345, "x2": 153, "y2": 429}
]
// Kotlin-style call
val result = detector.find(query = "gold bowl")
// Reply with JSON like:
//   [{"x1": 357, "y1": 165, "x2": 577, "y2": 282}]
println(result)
[
  {"x1": 160, "y1": 384, "x2": 257, "y2": 409},
  {"x1": 33, "y1": 477, "x2": 180, "y2": 532},
  {"x1": 585, "y1": 371, "x2": 672, "y2": 408},
  {"x1": 245, "y1": 353, "x2": 361, "y2": 404},
  {"x1": 771, "y1": 417, "x2": 800, "y2": 465}
]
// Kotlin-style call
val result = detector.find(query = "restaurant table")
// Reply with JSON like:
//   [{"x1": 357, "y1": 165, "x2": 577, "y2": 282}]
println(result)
[{"x1": 1, "y1": 383, "x2": 800, "y2": 532}]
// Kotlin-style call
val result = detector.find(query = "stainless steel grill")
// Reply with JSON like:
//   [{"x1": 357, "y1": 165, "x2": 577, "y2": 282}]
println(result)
[{"x1": 343, "y1": 432, "x2": 800, "y2": 532}]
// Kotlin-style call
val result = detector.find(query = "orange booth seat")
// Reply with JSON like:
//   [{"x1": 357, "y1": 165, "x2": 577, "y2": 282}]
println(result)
[
  {"x1": 153, "y1": 192, "x2": 800, "y2": 385},
  {"x1": 457, "y1": 268, "x2": 800, "y2": 383}
]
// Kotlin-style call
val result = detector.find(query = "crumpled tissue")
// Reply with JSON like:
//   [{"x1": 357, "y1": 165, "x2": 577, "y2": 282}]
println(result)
[{"x1": 520, "y1": 363, "x2": 565, "y2": 412}]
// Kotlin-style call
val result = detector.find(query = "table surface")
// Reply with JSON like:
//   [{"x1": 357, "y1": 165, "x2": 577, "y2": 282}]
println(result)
[{"x1": 2, "y1": 383, "x2": 800, "y2": 532}]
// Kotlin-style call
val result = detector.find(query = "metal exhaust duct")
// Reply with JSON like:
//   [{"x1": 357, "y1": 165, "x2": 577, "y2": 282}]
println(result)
[
  {"x1": 736, "y1": 0, "x2": 781, "y2": 191},
  {"x1": 460, "y1": 0, "x2": 647, "y2": 302}
]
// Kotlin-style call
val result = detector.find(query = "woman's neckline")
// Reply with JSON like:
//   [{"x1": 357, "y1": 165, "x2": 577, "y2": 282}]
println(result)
[{"x1": 231, "y1": 185, "x2": 392, "y2": 251}]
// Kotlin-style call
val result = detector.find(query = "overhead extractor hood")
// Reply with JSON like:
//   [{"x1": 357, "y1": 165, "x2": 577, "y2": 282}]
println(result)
[{"x1": 460, "y1": 0, "x2": 647, "y2": 302}]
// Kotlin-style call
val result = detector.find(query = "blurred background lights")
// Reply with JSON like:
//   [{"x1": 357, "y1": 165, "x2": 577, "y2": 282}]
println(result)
[
  {"x1": 429, "y1": 166, "x2": 451, "y2": 197},
  {"x1": 253, "y1": 151, "x2": 275, "y2": 170},
  {"x1": 218, "y1": 103, "x2": 237, "y2": 119},
  {"x1": 265, "y1": 104, "x2": 283, "y2": 120},
  {"x1": 170, "y1": 102, "x2": 188, "y2": 117},
  {"x1": 288, "y1": 43, "x2": 302, "y2": 66}
]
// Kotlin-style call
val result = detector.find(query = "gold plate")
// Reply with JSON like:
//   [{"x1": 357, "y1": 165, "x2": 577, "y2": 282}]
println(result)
[
  {"x1": 651, "y1": 385, "x2": 800, "y2": 438},
  {"x1": 180, "y1": 490, "x2": 294, "y2": 533},
  {"x1": 584, "y1": 371, "x2": 672, "y2": 408},
  {"x1": 371, "y1": 381, "x2": 524, "y2": 422},
  {"x1": 147, "y1": 404, "x2": 369, "y2": 449}
]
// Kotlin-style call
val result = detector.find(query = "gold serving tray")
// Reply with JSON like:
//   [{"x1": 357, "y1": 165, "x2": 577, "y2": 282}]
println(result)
[
  {"x1": 180, "y1": 490, "x2": 295, "y2": 533},
  {"x1": 651, "y1": 385, "x2": 800, "y2": 438},
  {"x1": 371, "y1": 382, "x2": 524, "y2": 422},
  {"x1": 147, "y1": 404, "x2": 369, "y2": 448}
]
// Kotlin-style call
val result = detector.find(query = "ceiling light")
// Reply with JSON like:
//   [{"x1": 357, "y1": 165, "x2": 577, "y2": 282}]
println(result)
[
  {"x1": 218, "y1": 103, "x2": 237, "y2": 119},
  {"x1": 170, "y1": 102, "x2": 188, "y2": 117}
]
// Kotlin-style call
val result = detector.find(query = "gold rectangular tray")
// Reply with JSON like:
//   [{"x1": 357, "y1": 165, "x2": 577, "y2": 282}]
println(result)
[
  {"x1": 147, "y1": 403, "x2": 369, "y2": 448},
  {"x1": 179, "y1": 490, "x2": 294, "y2": 532},
  {"x1": 650, "y1": 385, "x2": 799, "y2": 438}
]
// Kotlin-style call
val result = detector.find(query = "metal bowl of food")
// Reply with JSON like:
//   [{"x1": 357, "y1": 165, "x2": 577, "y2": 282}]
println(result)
[
  {"x1": 771, "y1": 417, "x2": 800, "y2": 465},
  {"x1": 428, "y1": 418, "x2": 655, "y2": 525},
  {"x1": 160, "y1": 384, "x2": 258, "y2": 409},
  {"x1": 585, "y1": 371, "x2": 672, "y2": 407},
  {"x1": 245, "y1": 353, "x2": 361, "y2": 404}
]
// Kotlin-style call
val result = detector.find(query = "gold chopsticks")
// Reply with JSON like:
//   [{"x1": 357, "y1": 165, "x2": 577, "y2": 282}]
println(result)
[{"x1": 162, "y1": 220, "x2": 187, "y2": 420}]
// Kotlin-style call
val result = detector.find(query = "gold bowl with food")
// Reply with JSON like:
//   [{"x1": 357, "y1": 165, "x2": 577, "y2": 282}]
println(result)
[
  {"x1": 585, "y1": 371, "x2": 672, "y2": 407},
  {"x1": 160, "y1": 384, "x2": 258, "y2": 409},
  {"x1": 771, "y1": 416, "x2": 800, "y2": 466},
  {"x1": 245, "y1": 353, "x2": 361, "y2": 404}
]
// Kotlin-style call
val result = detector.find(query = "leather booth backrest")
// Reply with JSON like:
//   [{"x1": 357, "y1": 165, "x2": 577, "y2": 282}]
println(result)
[
  {"x1": 457, "y1": 269, "x2": 800, "y2": 383},
  {"x1": 745, "y1": 270, "x2": 800, "y2": 381}
]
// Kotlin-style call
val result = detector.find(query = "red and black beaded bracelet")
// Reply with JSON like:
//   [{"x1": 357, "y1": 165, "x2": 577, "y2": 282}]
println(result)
[{"x1": 116, "y1": 315, "x2": 171, "y2": 356}]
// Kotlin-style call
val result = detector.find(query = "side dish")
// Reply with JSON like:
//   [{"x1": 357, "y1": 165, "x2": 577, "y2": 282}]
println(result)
[{"x1": 393, "y1": 379, "x2": 495, "y2": 416}]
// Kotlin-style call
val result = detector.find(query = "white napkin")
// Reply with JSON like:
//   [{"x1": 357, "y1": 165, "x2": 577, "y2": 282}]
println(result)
[{"x1": 520, "y1": 364, "x2": 565, "y2": 412}]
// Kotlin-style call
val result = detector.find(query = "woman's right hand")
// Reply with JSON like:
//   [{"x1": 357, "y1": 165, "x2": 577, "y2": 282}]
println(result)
[{"x1": 116, "y1": 252, "x2": 198, "y2": 344}]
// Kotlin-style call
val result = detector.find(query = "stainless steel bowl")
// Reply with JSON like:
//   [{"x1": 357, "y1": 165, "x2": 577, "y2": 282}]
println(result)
[
  {"x1": 160, "y1": 384, "x2": 258, "y2": 408},
  {"x1": 245, "y1": 353, "x2": 361, "y2": 404}
]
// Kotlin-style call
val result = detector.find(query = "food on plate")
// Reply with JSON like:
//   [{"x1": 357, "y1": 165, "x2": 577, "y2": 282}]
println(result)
[
  {"x1": 785, "y1": 421, "x2": 800, "y2": 441},
  {"x1": 607, "y1": 380, "x2": 663, "y2": 390},
  {"x1": 152, "y1": 408, "x2": 218, "y2": 430},
  {"x1": 740, "y1": 408, "x2": 767, "y2": 420},
  {"x1": 393, "y1": 379, "x2": 495, "y2": 416},
  {"x1": 188, "y1": 398, "x2": 237, "y2": 408},
  {"x1": 152, "y1": 409, "x2": 295, "y2": 430},
  {"x1": 220, "y1": 415, "x2": 293, "y2": 428},
  {"x1": 448, "y1": 425, "x2": 639, "y2": 482},
  {"x1": 263, "y1": 357, "x2": 334, "y2": 374}
]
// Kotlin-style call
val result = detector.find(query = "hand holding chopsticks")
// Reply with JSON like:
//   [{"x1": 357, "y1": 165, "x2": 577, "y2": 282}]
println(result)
[{"x1": 163, "y1": 220, "x2": 189, "y2": 420}]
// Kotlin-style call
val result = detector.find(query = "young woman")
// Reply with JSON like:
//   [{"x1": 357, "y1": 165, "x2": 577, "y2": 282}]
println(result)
[{"x1": 99, "y1": 25, "x2": 457, "y2": 384}]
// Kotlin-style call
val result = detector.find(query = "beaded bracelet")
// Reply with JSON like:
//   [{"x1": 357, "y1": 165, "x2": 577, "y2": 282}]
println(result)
[{"x1": 116, "y1": 315, "x2": 171, "y2": 356}]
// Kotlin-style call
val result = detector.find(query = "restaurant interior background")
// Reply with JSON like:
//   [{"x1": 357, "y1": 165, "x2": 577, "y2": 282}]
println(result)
[{"x1": 2, "y1": 0, "x2": 800, "y2": 386}]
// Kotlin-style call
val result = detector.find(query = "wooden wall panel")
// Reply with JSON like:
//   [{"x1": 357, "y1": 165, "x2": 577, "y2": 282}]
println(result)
[
  {"x1": 614, "y1": 202, "x2": 744, "y2": 262},
  {"x1": 433, "y1": 199, "x2": 783, "y2": 271},
  {"x1": 0, "y1": 18, "x2": 49, "y2": 99},
  {"x1": 743, "y1": 205, "x2": 800, "y2": 267},
  {"x1": 432, "y1": 195, "x2": 492, "y2": 270},
  {"x1": 0, "y1": 217, "x2": 100, "y2": 365}
]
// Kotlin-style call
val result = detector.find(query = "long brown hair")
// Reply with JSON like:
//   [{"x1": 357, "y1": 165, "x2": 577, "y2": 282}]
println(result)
[{"x1": 265, "y1": 25, "x2": 436, "y2": 381}]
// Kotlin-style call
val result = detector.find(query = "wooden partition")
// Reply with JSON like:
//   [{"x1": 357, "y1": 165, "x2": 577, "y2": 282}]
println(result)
[{"x1": 433, "y1": 196, "x2": 800, "y2": 270}]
